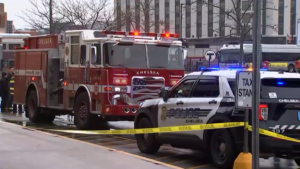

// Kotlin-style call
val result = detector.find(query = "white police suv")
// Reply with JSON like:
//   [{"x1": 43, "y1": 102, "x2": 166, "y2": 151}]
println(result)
[{"x1": 134, "y1": 68, "x2": 300, "y2": 169}]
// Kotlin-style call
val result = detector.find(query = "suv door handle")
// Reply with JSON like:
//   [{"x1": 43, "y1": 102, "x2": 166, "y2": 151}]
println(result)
[
  {"x1": 208, "y1": 100, "x2": 217, "y2": 104},
  {"x1": 176, "y1": 101, "x2": 184, "y2": 105}
]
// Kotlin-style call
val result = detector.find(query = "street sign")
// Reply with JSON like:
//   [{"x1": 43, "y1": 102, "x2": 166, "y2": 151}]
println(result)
[
  {"x1": 235, "y1": 71, "x2": 253, "y2": 108},
  {"x1": 204, "y1": 50, "x2": 216, "y2": 61},
  {"x1": 297, "y1": 19, "x2": 300, "y2": 46}
]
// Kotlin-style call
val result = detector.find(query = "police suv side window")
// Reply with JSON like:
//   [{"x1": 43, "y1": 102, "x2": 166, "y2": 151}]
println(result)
[
  {"x1": 191, "y1": 76, "x2": 220, "y2": 97},
  {"x1": 169, "y1": 79, "x2": 196, "y2": 98}
]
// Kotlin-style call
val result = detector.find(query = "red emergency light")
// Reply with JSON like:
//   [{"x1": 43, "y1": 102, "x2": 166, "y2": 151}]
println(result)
[{"x1": 100, "y1": 30, "x2": 180, "y2": 38}]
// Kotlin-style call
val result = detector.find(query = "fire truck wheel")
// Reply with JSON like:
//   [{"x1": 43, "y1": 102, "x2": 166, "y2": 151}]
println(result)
[
  {"x1": 74, "y1": 92, "x2": 93, "y2": 130},
  {"x1": 27, "y1": 90, "x2": 41, "y2": 123},
  {"x1": 135, "y1": 117, "x2": 160, "y2": 154}
]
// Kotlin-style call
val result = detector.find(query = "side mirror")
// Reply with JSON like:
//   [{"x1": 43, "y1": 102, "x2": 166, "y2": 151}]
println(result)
[
  {"x1": 183, "y1": 49, "x2": 187, "y2": 60},
  {"x1": 91, "y1": 46, "x2": 97, "y2": 64},
  {"x1": 161, "y1": 90, "x2": 169, "y2": 102}
]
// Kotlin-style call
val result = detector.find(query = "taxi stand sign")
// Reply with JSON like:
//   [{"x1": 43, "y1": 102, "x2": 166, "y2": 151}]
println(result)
[{"x1": 235, "y1": 70, "x2": 253, "y2": 108}]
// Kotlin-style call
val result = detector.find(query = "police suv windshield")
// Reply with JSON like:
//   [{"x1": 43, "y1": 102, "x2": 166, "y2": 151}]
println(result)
[
  {"x1": 147, "y1": 45, "x2": 184, "y2": 69},
  {"x1": 104, "y1": 43, "x2": 184, "y2": 69}
]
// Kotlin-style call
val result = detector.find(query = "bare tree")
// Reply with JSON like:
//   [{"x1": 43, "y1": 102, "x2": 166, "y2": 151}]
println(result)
[
  {"x1": 59, "y1": 0, "x2": 109, "y2": 30},
  {"x1": 120, "y1": 0, "x2": 165, "y2": 32},
  {"x1": 193, "y1": 0, "x2": 280, "y2": 66},
  {"x1": 17, "y1": 0, "x2": 65, "y2": 34}
]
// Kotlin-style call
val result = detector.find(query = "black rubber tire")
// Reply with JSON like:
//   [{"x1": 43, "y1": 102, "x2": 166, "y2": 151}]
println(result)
[
  {"x1": 210, "y1": 129, "x2": 237, "y2": 169},
  {"x1": 288, "y1": 65, "x2": 295, "y2": 72},
  {"x1": 135, "y1": 118, "x2": 160, "y2": 154},
  {"x1": 26, "y1": 90, "x2": 41, "y2": 123},
  {"x1": 74, "y1": 92, "x2": 94, "y2": 130}
]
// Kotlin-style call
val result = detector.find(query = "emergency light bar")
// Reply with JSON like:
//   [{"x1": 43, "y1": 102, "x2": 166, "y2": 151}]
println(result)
[{"x1": 95, "y1": 30, "x2": 179, "y2": 39}]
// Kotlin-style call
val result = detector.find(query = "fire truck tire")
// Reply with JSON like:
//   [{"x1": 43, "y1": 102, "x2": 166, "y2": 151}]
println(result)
[
  {"x1": 135, "y1": 117, "x2": 160, "y2": 154},
  {"x1": 74, "y1": 92, "x2": 94, "y2": 130},
  {"x1": 26, "y1": 90, "x2": 42, "y2": 123}
]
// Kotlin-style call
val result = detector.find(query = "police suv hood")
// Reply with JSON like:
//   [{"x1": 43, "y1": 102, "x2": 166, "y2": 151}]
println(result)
[{"x1": 141, "y1": 98, "x2": 161, "y2": 108}]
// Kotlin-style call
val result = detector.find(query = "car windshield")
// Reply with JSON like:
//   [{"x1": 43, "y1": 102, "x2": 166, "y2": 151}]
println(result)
[
  {"x1": 219, "y1": 50, "x2": 240, "y2": 63},
  {"x1": 147, "y1": 45, "x2": 184, "y2": 69},
  {"x1": 104, "y1": 43, "x2": 147, "y2": 68}
]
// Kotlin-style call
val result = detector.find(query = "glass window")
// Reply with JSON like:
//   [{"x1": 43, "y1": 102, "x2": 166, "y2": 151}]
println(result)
[
  {"x1": 3, "y1": 43, "x2": 6, "y2": 50},
  {"x1": 9, "y1": 44, "x2": 21, "y2": 50},
  {"x1": 104, "y1": 43, "x2": 147, "y2": 68},
  {"x1": 261, "y1": 78, "x2": 300, "y2": 99},
  {"x1": 191, "y1": 77, "x2": 220, "y2": 97},
  {"x1": 219, "y1": 50, "x2": 240, "y2": 63},
  {"x1": 228, "y1": 80, "x2": 236, "y2": 95},
  {"x1": 242, "y1": 1, "x2": 252, "y2": 11},
  {"x1": 169, "y1": 79, "x2": 196, "y2": 98},
  {"x1": 70, "y1": 36, "x2": 80, "y2": 64},
  {"x1": 147, "y1": 45, "x2": 184, "y2": 69},
  {"x1": 91, "y1": 44, "x2": 101, "y2": 64}
]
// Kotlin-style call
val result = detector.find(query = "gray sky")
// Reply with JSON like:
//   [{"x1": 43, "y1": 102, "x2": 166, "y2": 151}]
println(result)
[{"x1": 1, "y1": 0, "x2": 114, "y2": 30}]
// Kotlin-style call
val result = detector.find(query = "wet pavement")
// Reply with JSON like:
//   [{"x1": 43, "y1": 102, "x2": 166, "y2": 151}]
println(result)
[{"x1": 0, "y1": 112, "x2": 299, "y2": 169}]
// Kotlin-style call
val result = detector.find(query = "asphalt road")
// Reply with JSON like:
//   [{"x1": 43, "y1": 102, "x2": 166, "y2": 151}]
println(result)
[{"x1": 0, "y1": 112, "x2": 299, "y2": 169}]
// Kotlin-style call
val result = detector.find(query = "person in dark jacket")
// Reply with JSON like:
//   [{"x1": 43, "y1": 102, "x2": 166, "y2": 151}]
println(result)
[
  {"x1": 8, "y1": 74, "x2": 23, "y2": 113},
  {"x1": 0, "y1": 72, "x2": 9, "y2": 112}
]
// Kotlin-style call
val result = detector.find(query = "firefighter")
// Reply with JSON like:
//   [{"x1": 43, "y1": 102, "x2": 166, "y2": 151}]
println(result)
[
  {"x1": 8, "y1": 73, "x2": 23, "y2": 113},
  {"x1": 0, "y1": 72, "x2": 9, "y2": 112}
]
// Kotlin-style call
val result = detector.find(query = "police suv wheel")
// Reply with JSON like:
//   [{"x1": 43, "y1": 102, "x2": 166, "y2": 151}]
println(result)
[
  {"x1": 135, "y1": 118, "x2": 160, "y2": 154},
  {"x1": 74, "y1": 92, "x2": 93, "y2": 130},
  {"x1": 294, "y1": 159, "x2": 300, "y2": 166},
  {"x1": 27, "y1": 90, "x2": 41, "y2": 123},
  {"x1": 210, "y1": 129, "x2": 236, "y2": 169},
  {"x1": 41, "y1": 114, "x2": 55, "y2": 124}
]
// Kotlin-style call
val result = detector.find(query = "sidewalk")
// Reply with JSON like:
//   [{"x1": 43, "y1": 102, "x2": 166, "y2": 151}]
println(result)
[{"x1": 0, "y1": 121, "x2": 173, "y2": 169}]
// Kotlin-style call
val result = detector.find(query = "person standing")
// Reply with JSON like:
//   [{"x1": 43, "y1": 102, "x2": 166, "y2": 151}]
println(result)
[
  {"x1": 0, "y1": 72, "x2": 9, "y2": 112},
  {"x1": 8, "y1": 73, "x2": 23, "y2": 113}
]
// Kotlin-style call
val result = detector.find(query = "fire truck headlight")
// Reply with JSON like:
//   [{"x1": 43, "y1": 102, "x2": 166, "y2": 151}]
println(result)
[
  {"x1": 114, "y1": 87, "x2": 121, "y2": 92},
  {"x1": 113, "y1": 77, "x2": 128, "y2": 85},
  {"x1": 170, "y1": 79, "x2": 179, "y2": 85}
]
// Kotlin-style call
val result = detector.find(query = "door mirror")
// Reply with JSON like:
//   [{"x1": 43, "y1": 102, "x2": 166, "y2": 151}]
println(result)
[
  {"x1": 182, "y1": 49, "x2": 187, "y2": 60},
  {"x1": 90, "y1": 46, "x2": 97, "y2": 64},
  {"x1": 159, "y1": 88, "x2": 169, "y2": 102}
]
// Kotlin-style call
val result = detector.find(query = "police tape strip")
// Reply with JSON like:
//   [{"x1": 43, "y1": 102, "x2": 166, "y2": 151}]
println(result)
[
  {"x1": 247, "y1": 125, "x2": 300, "y2": 143},
  {"x1": 41, "y1": 122, "x2": 300, "y2": 144},
  {"x1": 45, "y1": 122, "x2": 245, "y2": 135}
]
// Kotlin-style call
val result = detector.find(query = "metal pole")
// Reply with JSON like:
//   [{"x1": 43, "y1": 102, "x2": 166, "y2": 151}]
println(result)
[
  {"x1": 49, "y1": 0, "x2": 53, "y2": 34},
  {"x1": 243, "y1": 109, "x2": 249, "y2": 153},
  {"x1": 180, "y1": 3, "x2": 183, "y2": 38},
  {"x1": 252, "y1": 0, "x2": 262, "y2": 168}
]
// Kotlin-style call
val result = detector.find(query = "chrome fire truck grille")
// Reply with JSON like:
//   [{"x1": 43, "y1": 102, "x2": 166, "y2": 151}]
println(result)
[{"x1": 131, "y1": 76, "x2": 165, "y2": 103}]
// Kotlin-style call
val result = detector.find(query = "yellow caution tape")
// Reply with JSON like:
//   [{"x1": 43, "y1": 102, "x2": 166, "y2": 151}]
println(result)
[
  {"x1": 248, "y1": 125, "x2": 300, "y2": 143},
  {"x1": 47, "y1": 122, "x2": 245, "y2": 135},
  {"x1": 44, "y1": 122, "x2": 300, "y2": 144}
]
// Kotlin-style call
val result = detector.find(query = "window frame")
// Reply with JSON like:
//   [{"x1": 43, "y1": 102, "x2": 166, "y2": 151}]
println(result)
[
  {"x1": 190, "y1": 76, "x2": 221, "y2": 98},
  {"x1": 70, "y1": 35, "x2": 80, "y2": 65}
]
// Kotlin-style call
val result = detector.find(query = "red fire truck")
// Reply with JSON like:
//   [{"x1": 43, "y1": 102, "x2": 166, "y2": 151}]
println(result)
[{"x1": 13, "y1": 30, "x2": 187, "y2": 129}]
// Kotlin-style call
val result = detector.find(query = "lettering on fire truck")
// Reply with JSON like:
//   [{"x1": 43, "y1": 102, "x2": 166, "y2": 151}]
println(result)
[
  {"x1": 37, "y1": 38, "x2": 52, "y2": 45},
  {"x1": 137, "y1": 71, "x2": 159, "y2": 75}
]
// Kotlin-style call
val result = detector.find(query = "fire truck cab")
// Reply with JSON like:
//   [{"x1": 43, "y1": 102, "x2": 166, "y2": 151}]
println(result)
[{"x1": 14, "y1": 30, "x2": 187, "y2": 129}]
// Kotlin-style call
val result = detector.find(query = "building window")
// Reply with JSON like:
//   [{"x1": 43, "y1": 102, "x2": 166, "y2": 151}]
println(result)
[
  {"x1": 185, "y1": 0, "x2": 191, "y2": 38},
  {"x1": 155, "y1": 0, "x2": 159, "y2": 33},
  {"x1": 207, "y1": 0, "x2": 214, "y2": 37},
  {"x1": 165, "y1": 0, "x2": 170, "y2": 32},
  {"x1": 242, "y1": 0, "x2": 252, "y2": 11},
  {"x1": 3, "y1": 43, "x2": 6, "y2": 50},
  {"x1": 116, "y1": 0, "x2": 121, "y2": 31},
  {"x1": 219, "y1": 0, "x2": 225, "y2": 37},
  {"x1": 126, "y1": 0, "x2": 131, "y2": 32},
  {"x1": 278, "y1": 0, "x2": 284, "y2": 35},
  {"x1": 290, "y1": 0, "x2": 296, "y2": 36},
  {"x1": 135, "y1": 0, "x2": 140, "y2": 31},
  {"x1": 175, "y1": 0, "x2": 180, "y2": 34},
  {"x1": 196, "y1": 0, "x2": 202, "y2": 37},
  {"x1": 70, "y1": 36, "x2": 80, "y2": 64}
]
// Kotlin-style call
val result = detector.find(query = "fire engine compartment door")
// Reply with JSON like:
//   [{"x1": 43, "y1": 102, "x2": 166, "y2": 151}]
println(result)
[{"x1": 47, "y1": 57, "x2": 60, "y2": 107}]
